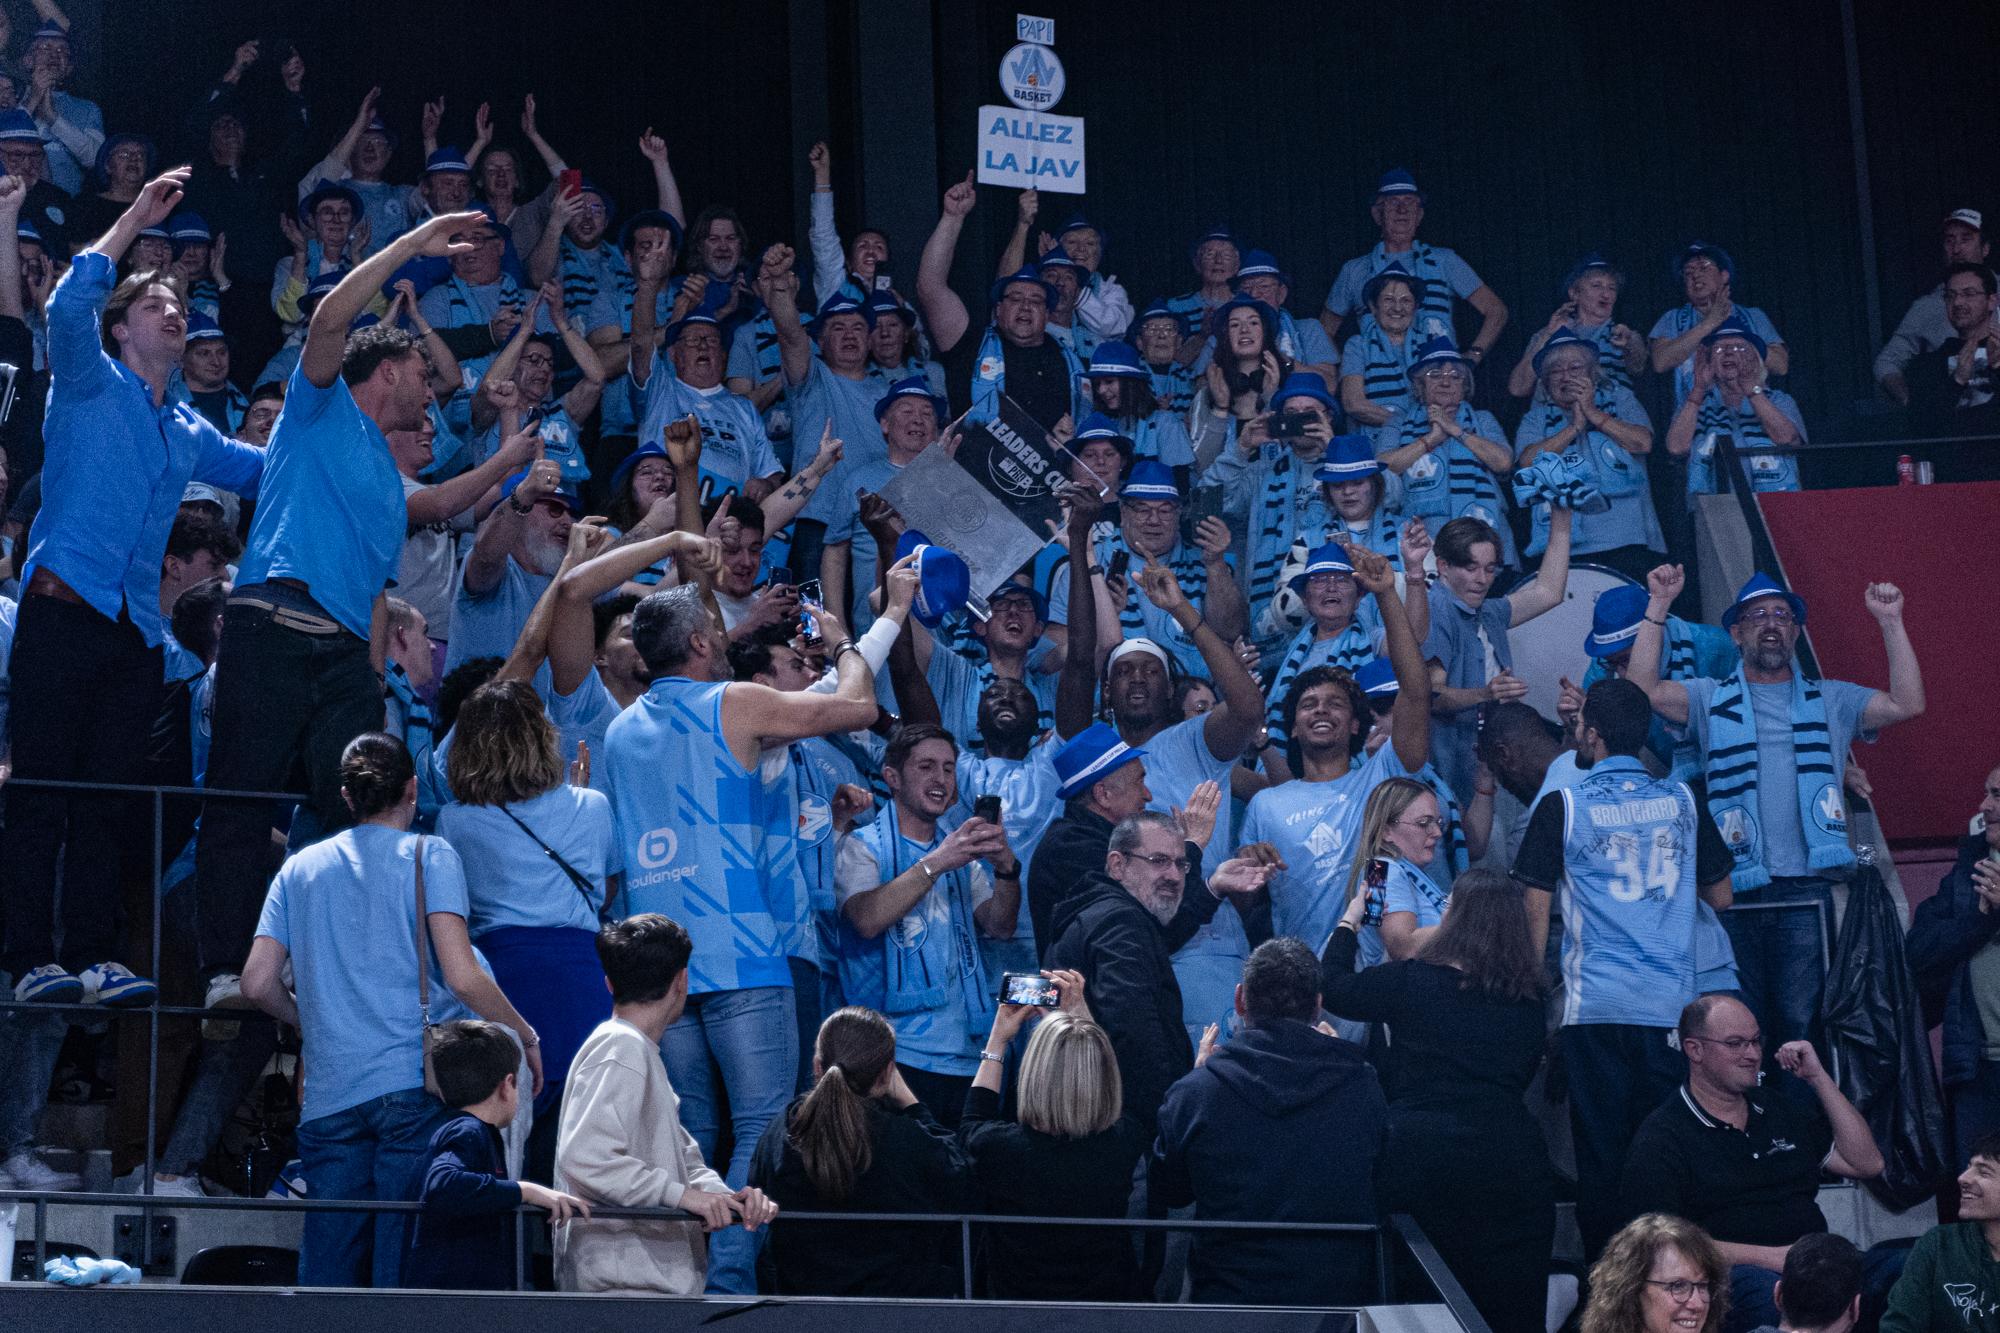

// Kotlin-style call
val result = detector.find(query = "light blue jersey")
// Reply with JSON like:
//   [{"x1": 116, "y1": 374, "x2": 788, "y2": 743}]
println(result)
[
  {"x1": 954, "y1": 738, "x2": 1063, "y2": 981},
  {"x1": 1140, "y1": 715, "x2": 1250, "y2": 1040},
  {"x1": 633, "y1": 355, "x2": 784, "y2": 505},
  {"x1": 604, "y1": 678, "x2": 799, "y2": 994},
  {"x1": 1047, "y1": 532, "x2": 1229, "y2": 679},
  {"x1": 445, "y1": 559, "x2": 549, "y2": 672},
  {"x1": 793, "y1": 360, "x2": 892, "y2": 506}
]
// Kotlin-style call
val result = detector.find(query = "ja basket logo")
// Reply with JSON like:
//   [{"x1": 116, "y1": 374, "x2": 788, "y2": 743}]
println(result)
[{"x1": 1001, "y1": 42, "x2": 1065, "y2": 111}]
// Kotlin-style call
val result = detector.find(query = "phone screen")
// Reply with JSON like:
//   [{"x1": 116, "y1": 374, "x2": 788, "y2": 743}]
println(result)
[
  {"x1": 973, "y1": 794, "x2": 1002, "y2": 825},
  {"x1": 1000, "y1": 972, "x2": 1059, "y2": 1007}
]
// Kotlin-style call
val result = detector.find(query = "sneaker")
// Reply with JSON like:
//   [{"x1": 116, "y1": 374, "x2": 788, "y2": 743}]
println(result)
[
  {"x1": 147, "y1": 1172, "x2": 206, "y2": 1198},
  {"x1": 1, "y1": 1148, "x2": 83, "y2": 1192},
  {"x1": 202, "y1": 972, "x2": 255, "y2": 1041},
  {"x1": 266, "y1": 1158, "x2": 307, "y2": 1199},
  {"x1": 78, "y1": 962, "x2": 157, "y2": 1008},
  {"x1": 12, "y1": 964, "x2": 83, "y2": 1004}
]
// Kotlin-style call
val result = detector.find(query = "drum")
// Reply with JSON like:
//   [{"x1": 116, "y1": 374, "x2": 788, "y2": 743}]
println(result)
[{"x1": 1505, "y1": 563, "x2": 1637, "y2": 721}]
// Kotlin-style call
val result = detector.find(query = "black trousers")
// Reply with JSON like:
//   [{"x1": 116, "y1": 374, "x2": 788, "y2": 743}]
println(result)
[
  {"x1": 193, "y1": 599, "x2": 382, "y2": 976},
  {"x1": 0, "y1": 595, "x2": 162, "y2": 975},
  {"x1": 1562, "y1": 1022, "x2": 1684, "y2": 1258}
]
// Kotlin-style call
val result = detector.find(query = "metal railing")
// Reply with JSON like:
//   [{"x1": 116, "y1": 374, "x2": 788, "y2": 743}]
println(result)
[{"x1": 0, "y1": 1188, "x2": 1485, "y2": 1327}]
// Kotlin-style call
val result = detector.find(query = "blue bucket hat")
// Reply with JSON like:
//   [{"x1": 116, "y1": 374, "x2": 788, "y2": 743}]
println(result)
[
  {"x1": 811, "y1": 290, "x2": 874, "y2": 333},
  {"x1": 1561, "y1": 251, "x2": 1621, "y2": 298},
  {"x1": 1036, "y1": 249, "x2": 1085, "y2": 279},
  {"x1": 298, "y1": 181, "x2": 363, "y2": 226},
  {"x1": 1074, "y1": 411, "x2": 1133, "y2": 448},
  {"x1": 1289, "y1": 541, "x2": 1356, "y2": 594},
  {"x1": 1187, "y1": 224, "x2": 1237, "y2": 266},
  {"x1": 1353, "y1": 656, "x2": 1400, "y2": 699},
  {"x1": 608, "y1": 442, "x2": 669, "y2": 499},
  {"x1": 986, "y1": 580, "x2": 1049, "y2": 623},
  {"x1": 1314, "y1": 434, "x2": 1383, "y2": 484},
  {"x1": 423, "y1": 147, "x2": 473, "y2": 178},
  {"x1": 892, "y1": 530, "x2": 970, "y2": 629},
  {"x1": 1361, "y1": 259, "x2": 1420, "y2": 309},
  {"x1": 618, "y1": 208, "x2": 683, "y2": 254},
  {"x1": 1720, "y1": 573, "x2": 1806, "y2": 631},
  {"x1": 662, "y1": 312, "x2": 721, "y2": 347},
  {"x1": 1677, "y1": 241, "x2": 1735, "y2": 280},
  {"x1": 184, "y1": 312, "x2": 226, "y2": 344},
  {"x1": 94, "y1": 133, "x2": 155, "y2": 188},
  {"x1": 1585, "y1": 585, "x2": 1651, "y2": 658},
  {"x1": 169, "y1": 212, "x2": 212, "y2": 246},
  {"x1": 1701, "y1": 316, "x2": 1767, "y2": 360},
  {"x1": 1532, "y1": 325, "x2": 1596, "y2": 376},
  {"x1": 1233, "y1": 249, "x2": 1289, "y2": 288},
  {"x1": 15, "y1": 218, "x2": 42, "y2": 247},
  {"x1": 302, "y1": 267, "x2": 350, "y2": 309},
  {"x1": 499, "y1": 468, "x2": 582, "y2": 516},
  {"x1": 864, "y1": 290, "x2": 914, "y2": 326},
  {"x1": 873, "y1": 375, "x2": 947, "y2": 423},
  {"x1": 1053, "y1": 721, "x2": 1148, "y2": 800},
  {"x1": 1411, "y1": 335, "x2": 1470, "y2": 372},
  {"x1": 1271, "y1": 371, "x2": 1336, "y2": 411},
  {"x1": 1206, "y1": 294, "x2": 1277, "y2": 340},
  {"x1": 136, "y1": 222, "x2": 170, "y2": 243},
  {"x1": 1087, "y1": 340, "x2": 1147, "y2": 380},
  {"x1": 989, "y1": 265, "x2": 1059, "y2": 309},
  {"x1": 1119, "y1": 459, "x2": 1181, "y2": 503},
  {"x1": 360, "y1": 115, "x2": 398, "y2": 149},
  {"x1": 1129, "y1": 301, "x2": 1183, "y2": 339},
  {"x1": 1375, "y1": 168, "x2": 1424, "y2": 200},
  {"x1": 0, "y1": 109, "x2": 44, "y2": 144},
  {"x1": 27, "y1": 20, "x2": 68, "y2": 47},
  {"x1": 1056, "y1": 213, "x2": 1104, "y2": 253}
]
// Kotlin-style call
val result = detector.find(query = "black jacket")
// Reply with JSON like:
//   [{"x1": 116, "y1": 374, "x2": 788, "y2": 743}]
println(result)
[
  {"x1": 1149, "y1": 1018, "x2": 1388, "y2": 1306},
  {"x1": 1905, "y1": 345, "x2": 2000, "y2": 438},
  {"x1": 1908, "y1": 835, "x2": 2000, "y2": 1089},
  {"x1": 748, "y1": 1094, "x2": 971, "y2": 1297},
  {"x1": 1046, "y1": 867, "x2": 1222, "y2": 1128},
  {"x1": 1028, "y1": 805, "x2": 1217, "y2": 959},
  {"x1": 406, "y1": 1115, "x2": 521, "y2": 1291}
]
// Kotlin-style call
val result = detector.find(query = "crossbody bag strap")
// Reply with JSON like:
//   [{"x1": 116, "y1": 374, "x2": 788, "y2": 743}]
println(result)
[
  {"x1": 499, "y1": 803, "x2": 605, "y2": 921},
  {"x1": 413, "y1": 834, "x2": 432, "y2": 1026}
]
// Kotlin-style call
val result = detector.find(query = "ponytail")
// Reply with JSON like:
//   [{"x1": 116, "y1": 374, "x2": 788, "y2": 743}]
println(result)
[{"x1": 788, "y1": 1007, "x2": 897, "y2": 1203}]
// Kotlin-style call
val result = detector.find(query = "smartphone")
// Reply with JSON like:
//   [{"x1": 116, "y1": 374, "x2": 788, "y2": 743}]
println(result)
[
  {"x1": 795, "y1": 578, "x2": 823, "y2": 607},
  {"x1": 1270, "y1": 409, "x2": 1315, "y2": 439},
  {"x1": 973, "y1": 794, "x2": 1002, "y2": 825},
  {"x1": 999, "y1": 972, "x2": 1059, "y2": 1008},
  {"x1": 557, "y1": 168, "x2": 583, "y2": 198},
  {"x1": 1189, "y1": 486, "x2": 1224, "y2": 527},
  {"x1": 1362, "y1": 856, "x2": 1389, "y2": 927},
  {"x1": 769, "y1": 567, "x2": 794, "y2": 590},
  {"x1": 1105, "y1": 549, "x2": 1130, "y2": 585}
]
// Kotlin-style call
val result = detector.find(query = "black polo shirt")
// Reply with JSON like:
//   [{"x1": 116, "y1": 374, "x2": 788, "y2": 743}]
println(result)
[{"x1": 1621, "y1": 1084, "x2": 1834, "y2": 1246}]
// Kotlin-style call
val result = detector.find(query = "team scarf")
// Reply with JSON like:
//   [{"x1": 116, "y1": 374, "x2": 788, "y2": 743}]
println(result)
[
  {"x1": 1353, "y1": 312, "x2": 1419, "y2": 407},
  {"x1": 969, "y1": 323, "x2": 1085, "y2": 423},
  {"x1": 1393, "y1": 402, "x2": 1508, "y2": 536},
  {"x1": 557, "y1": 236, "x2": 633, "y2": 328},
  {"x1": 1148, "y1": 360, "x2": 1198, "y2": 415},
  {"x1": 1688, "y1": 388, "x2": 1799, "y2": 496},
  {"x1": 384, "y1": 662, "x2": 446, "y2": 826},
  {"x1": 1096, "y1": 529, "x2": 1210, "y2": 653},
  {"x1": 1571, "y1": 321, "x2": 1634, "y2": 393},
  {"x1": 1264, "y1": 619, "x2": 1375, "y2": 738},
  {"x1": 1243, "y1": 446, "x2": 1334, "y2": 620},
  {"x1": 437, "y1": 271, "x2": 528, "y2": 333},
  {"x1": 839, "y1": 801, "x2": 995, "y2": 1031},
  {"x1": 1702, "y1": 667, "x2": 1853, "y2": 891}
]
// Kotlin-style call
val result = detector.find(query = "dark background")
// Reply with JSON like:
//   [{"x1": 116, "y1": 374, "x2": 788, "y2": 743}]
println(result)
[{"x1": 50, "y1": 0, "x2": 2000, "y2": 441}]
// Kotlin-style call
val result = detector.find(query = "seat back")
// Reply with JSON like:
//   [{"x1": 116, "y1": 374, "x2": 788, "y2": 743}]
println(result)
[{"x1": 180, "y1": 1244, "x2": 299, "y2": 1286}]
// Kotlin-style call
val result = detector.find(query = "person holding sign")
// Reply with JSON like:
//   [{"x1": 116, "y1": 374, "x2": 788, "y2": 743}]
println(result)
[{"x1": 915, "y1": 171, "x2": 1083, "y2": 434}]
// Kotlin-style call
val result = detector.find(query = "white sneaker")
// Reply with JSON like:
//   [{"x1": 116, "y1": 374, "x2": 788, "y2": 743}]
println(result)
[
  {"x1": 202, "y1": 972, "x2": 254, "y2": 1040},
  {"x1": 2, "y1": 1149, "x2": 83, "y2": 1192},
  {"x1": 147, "y1": 1172, "x2": 205, "y2": 1198},
  {"x1": 78, "y1": 962, "x2": 157, "y2": 1008}
]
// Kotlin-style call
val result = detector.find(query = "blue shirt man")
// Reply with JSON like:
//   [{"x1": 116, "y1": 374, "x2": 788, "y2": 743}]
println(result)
[
  {"x1": 632, "y1": 315, "x2": 784, "y2": 506},
  {"x1": 1320, "y1": 170, "x2": 1506, "y2": 360}
]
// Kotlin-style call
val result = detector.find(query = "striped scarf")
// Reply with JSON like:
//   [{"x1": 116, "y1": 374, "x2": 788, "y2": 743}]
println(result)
[
  {"x1": 439, "y1": 272, "x2": 527, "y2": 333},
  {"x1": 1573, "y1": 322, "x2": 1634, "y2": 393},
  {"x1": 557, "y1": 237, "x2": 632, "y2": 328},
  {"x1": 1245, "y1": 448, "x2": 1333, "y2": 619},
  {"x1": 1098, "y1": 530, "x2": 1209, "y2": 670},
  {"x1": 1264, "y1": 620, "x2": 1375, "y2": 737},
  {"x1": 1689, "y1": 390, "x2": 1798, "y2": 496},
  {"x1": 1354, "y1": 314, "x2": 1418, "y2": 407},
  {"x1": 1149, "y1": 361, "x2": 1197, "y2": 415},
  {"x1": 1393, "y1": 403, "x2": 1507, "y2": 535},
  {"x1": 1703, "y1": 668, "x2": 1852, "y2": 891}
]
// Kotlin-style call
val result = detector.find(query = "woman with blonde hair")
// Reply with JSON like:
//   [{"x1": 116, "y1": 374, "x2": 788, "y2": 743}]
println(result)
[
  {"x1": 1582, "y1": 1213, "x2": 1730, "y2": 1333},
  {"x1": 959, "y1": 970, "x2": 1147, "y2": 1301},
  {"x1": 438, "y1": 680, "x2": 617, "y2": 1176},
  {"x1": 1340, "y1": 776, "x2": 1448, "y2": 967},
  {"x1": 749, "y1": 1006, "x2": 970, "y2": 1295}
]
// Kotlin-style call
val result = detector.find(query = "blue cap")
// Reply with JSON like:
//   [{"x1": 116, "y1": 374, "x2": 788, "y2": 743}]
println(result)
[
  {"x1": 989, "y1": 265, "x2": 1059, "y2": 309},
  {"x1": 618, "y1": 208, "x2": 683, "y2": 253},
  {"x1": 298, "y1": 181, "x2": 362, "y2": 225},
  {"x1": 361, "y1": 115, "x2": 398, "y2": 148},
  {"x1": 892, "y1": 530, "x2": 970, "y2": 629},
  {"x1": 986, "y1": 581, "x2": 1049, "y2": 623},
  {"x1": 1053, "y1": 721, "x2": 1148, "y2": 800},
  {"x1": 1206, "y1": 294, "x2": 1277, "y2": 340},
  {"x1": 873, "y1": 375, "x2": 947, "y2": 423},
  {"x1": 1720, "y1": 573, "x2": 1806, "y2": 630},
  {"x1": 864, "y1": 290, "x2": 914, "y2": 325},
  {"x1": 1353, "y1": 657, "x2": 1400, "y2": 698},
  {"x1": 169, "y1": 212, "x2": 212, "y2": 245},
  {"x1": 184, "y1": 312, "x2": 225, "y2": 343},
  {"x1": 1036, "y1": 249, "x2": 1085, "y2": 277},
  {"x1": 1271, "y1": 371, "x2": 1336, "y2": 411},
  {"x1": 1289, "y1": 542, "x2": 1356, "y2": 594},
  {"x1": 1119, "y1": 459, "x2": 1181, "y2": 503},
  {"x1": 0, "y1": 109, "x2": 43, "y2": 144},
  {"x1": 303, "y1": 267, "x2": 350, "y2": 304},
  {"x1": 1188, "y1": 224, "x2": 1237, "y2": 265},
  {"x1": 1361, "y1": 259, "x2": 1418, "y2": 307},
  {"x1": 811, "y1": 291, "x2": 873, "y2": 332},
  {"x1": 1233, "y1": 249, "x2": 1289, "y2": 287},
  {"x1": 1678, "y1": 241, "x2": 1735, "y2": 278},
  {"x1": 1412, "y1": 335, "x2": 1469, "y2": 372},
  {"x1": 1130, "y1": 301, "x2": 1183, "y2": 337},
  {"x1": 1584, "y1": 585, "x2": 1651, "y2": 658},
  {"x1": 498, "y1": 468, "x2": 582, "y2": 516},
  {"x1": 1532, "y1": 325, "x2": 1595, "y2": 375},
  {"x1": 662, "y1": 312, "x2": 721, "y2": 346},
  {"x1": 1074, "y1": 411, "x2": 1132, "y2": 446},
  {"x1": 1313, "y1": 434, "x2": 1383, "y2": 484},
  {"x1": 1375, "y1": 168, "x2": 1423, "y2": 198},
  {"x1": 136, "y1": 222, "x2": 170, "y2": 242},
  {"x1": 1561, "y1": 251, "x2": 1620, "y2": 296},
  {"x1": 94, "y1": 133, "x2": 154, "y2": 186},
  {"x1": 1087, "y1": 340, "x2": 1147, "y2": 380},
  {"x1": 609, "y1": 442, "x2": 668, "y2": 498},
  {"x1": 27, "y1": 20, "x2": 67, "y2": 46},
  {"x1": 15, "y1": 218, "x2": 41, "y2": 246},
  {"x1": 1056, "y1": 213, "x2": 1104, "y2": 250},
  {"x1": 1702, "y1": 316, "x2": 1767, "y2": 359},
  {"x1": 424, "y1": 147, "x2": 472, "y2": 177}
]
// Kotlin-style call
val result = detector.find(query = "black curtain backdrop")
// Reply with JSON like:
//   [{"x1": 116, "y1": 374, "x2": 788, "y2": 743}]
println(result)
[{"x1": 90, "y1": 0, "x2": 2000, "y2": 441}]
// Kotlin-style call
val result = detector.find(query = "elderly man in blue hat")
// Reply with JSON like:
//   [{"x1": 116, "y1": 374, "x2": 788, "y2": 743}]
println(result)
[
  {"x1": 1649, "y1": 242, "x2": 1788, "y2": 410},
  {"x1": 1319, "y1": 168, "x2": 1507, "y2": 363},
  {"x1": 815, "y1": 376, "x2": 946, "y2": 627},
  {"x1": 1086, "y1": 338, "x2": 1194, "y2": 476},
  {"x1": 1129, "y1": 299, "x2": 1199, "y2": 414},
  {"x1": 1665, "y1": 316, "x2": 1807, "y2": 498},
  {"x1": 19, "y1": 19, "x2": 100, "y2": 198},
  {"x1": 1514, "y1": 326, "x2": 1665, "y2": 582},
  {"x1": 446, "y1": 455, "x2": 583, "y2": 669},
  {"x1": 1378, "y1": 335, "x2": 1518, "y2": 566},
  {"x1": 1573, "y1": 574, "x2": 1739, "y2": 783},
  {"x1": 1166, "y1": 224, "x2": 1243, "y2": 365},
  {"x1": 418, "y1": 209, "x2": 555, "y2": 383},
  {"x1": 1625, "y1": 564, "x2": 1925, "y2": 1055},
  {"x1": 1507, "y1": 253, "x2": 1648, "y2": 401},
  {"x1": 914, "y1": 173, "x2": 1082, "y2": 432},
  {"x1": 0, "y1": 106, "x2": 73, "y2": 252},
  {"x1": 771, "y1": 244, "x2": 893, "y2": 463}
]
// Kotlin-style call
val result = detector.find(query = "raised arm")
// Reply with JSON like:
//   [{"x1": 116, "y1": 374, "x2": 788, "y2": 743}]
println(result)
[
  {"x1": 406, "y1": 425, "x2": 535, "y2": 529},
  {"x1": 83, "y1": 164, "x2": 190, "y2": 266},
  {"x1": 549, "y1": 282, "x2": 607, "y2": 418},
  {"x1": 526, "y1": 187, "x2": 582, "y2": 288},
  {"x1": 996, "y1": 188, "x2": 1038, "y2": 278},
  {"x1": 721, "y1": 603, "x2": 878, "y2": 755},
  {"x1": 760, "y1": 243, "x2": 813, "y2": 388},
  {"x1": 1507, "y1": 505, "x2": 1570, "y2": 625},
  {"x1": 1359, "y1": 545, "x2": 1431, "y2": 771},
  {"x1": 1623, "y1": 563, "x2": 1692, "y2": 725},
  {"x1": 464, "y1": 449, "x2": 558, "y2": 598},
  {"x1": 636, "y1": 128, "x2": 685, "y2": 228},
  {"x1": 1135, "y1": 557, "x2": 1260, "y2": 762},
  {"x1": 805, "y1": 142, "x2": 845, "y2": 306},
  {"x1": 313, "y1": 86, "x2": 380, "y2": 180},
  {"x1": 1859, "y1": 583, "x2": 1923, "y2": 730},
  {"x1": 550, "y1": 528, "x2": 716, "y2": 694},
  {"x1": 469, "y1": 290, "x2": 546, "y2": 432},
  {"x1": 1054, "y1": 485, "x2": 1103, "y2": 739},
  {"x1": 497, "y1": 520, "x2": 614, "y2": 685},
  {"x1": 759, "y1": 423, "x2": 841, "y2": 532},
  {"x1": 1777, "y1": 1041, "x2": 1884, "y2": 1179},
  {"x1": 0, "y1": 177, "x2": 25, "y2": 321},
  {"x1": 915, "y1": 172, "x2": 975, "y2": 353},
  {"x1": 517, "y1": 94, "x2": 568, "y2": 179},
  {"x1": 302, "y1": 209, "x2": 487, "y2": 388}
]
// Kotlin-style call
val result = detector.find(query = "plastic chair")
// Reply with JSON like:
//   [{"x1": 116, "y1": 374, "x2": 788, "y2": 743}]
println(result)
[
  {"x1": 180, "y1": 1244, "x2": 299, "y2": 1286},
  {"x1": 12, "y1": 1240, "x2": 97, "y2": 1282}
]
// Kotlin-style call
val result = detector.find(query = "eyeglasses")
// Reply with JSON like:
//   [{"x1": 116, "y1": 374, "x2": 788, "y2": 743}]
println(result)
[
  {"x1": 1126, "y1": 851, "x2": 1190, "y2": 873},
  {"x1": 1647, "y1": 1280, "x2": 1717, "y2": 1304},
  {"x1": 1393, "y1": 816, "x2": 1443, "y2": 831},
  {"x1": 1688, "y1": 1033, "x2": 1763, "y2": 1053},
  {"x1": 1739, "y1": 608, "x2": 1796, "y2": 626},
  {"x1": 519, "y1": 354, "x2": 555, "y2": 368}
]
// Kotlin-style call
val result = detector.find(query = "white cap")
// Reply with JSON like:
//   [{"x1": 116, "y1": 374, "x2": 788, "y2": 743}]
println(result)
[
  {"x1": 1947, "y1": 208, "x2": 1985, "y2": 232},
  {"x1": 1106, "y1": 638, "x2": 1171, "y2": 672}
]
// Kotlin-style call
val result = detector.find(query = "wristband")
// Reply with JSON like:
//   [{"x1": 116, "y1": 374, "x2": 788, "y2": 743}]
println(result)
[
  {"x1": 917, "y1": 860, "x2": 937, "y2": 883},
  {"x1": 509, "y1": 498, "x2": 534, "y2": 516},
  {"x1": 1645, "y1": 615, "x2": 1668, "y2": 627},
  {"x1": 979, "y1": 1050, "x2": 1006, "y2": 1064},
  {"x1": 994, "y1": 865, "x2": 1020, "y2": 881},
  {"x1": 520, "y1": 1029, "x2": 540, "y2": 1049}
]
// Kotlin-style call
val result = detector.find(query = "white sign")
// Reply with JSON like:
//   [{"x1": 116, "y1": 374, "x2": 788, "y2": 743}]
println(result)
[
  {"x1": 1016, "y1": 13, "x2": 1054, "y2": 44},
  {"x1": 999, "y1": 41, "x2": 1064, "y2": 111},
  {"x1": 976, "y1": 106, "x2": 1086, "y2": 194}
]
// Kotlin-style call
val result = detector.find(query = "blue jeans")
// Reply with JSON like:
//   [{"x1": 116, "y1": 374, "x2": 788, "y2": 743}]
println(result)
[
  {"x1": 296, "y1": 1086, "x2": 450, "y2": 1288},
  {"x1": 160, "y1": 1023, "x2": 280, "y2": 1176},
  {"x1": 660, "y1": 984, "x2": 797, "y2": 1295},
  {"x1": 0, "y1": 991, "x2": 66, "y2": 1156},
  {"x1": 1721, "y1": 876, "x2": 1835, "y2": 1054}
]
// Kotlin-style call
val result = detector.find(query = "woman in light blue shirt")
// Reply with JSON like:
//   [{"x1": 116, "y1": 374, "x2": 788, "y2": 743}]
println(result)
[
  {"x1": 439, "y1": 681, "x2": 617, "y2": 1145},
  {"x1": 1340, "y1": 777, "x2": 1448, "y2": 969}
]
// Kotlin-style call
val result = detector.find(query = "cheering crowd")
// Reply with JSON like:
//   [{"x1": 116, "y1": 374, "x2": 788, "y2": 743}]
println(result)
[{"x1": 0, "y1": 17, "x2": 1991, "y2": 1332}]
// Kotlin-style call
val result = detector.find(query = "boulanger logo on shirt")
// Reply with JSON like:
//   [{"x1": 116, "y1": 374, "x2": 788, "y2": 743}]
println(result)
[{"x1": 633, "y1": 826, "x2": 696, "y2": 883}]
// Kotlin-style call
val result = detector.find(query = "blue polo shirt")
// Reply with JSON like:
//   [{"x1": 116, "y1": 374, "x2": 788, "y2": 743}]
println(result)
[{"x1": 27, "y1": 252, "x2": 265, "y2": 645}]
